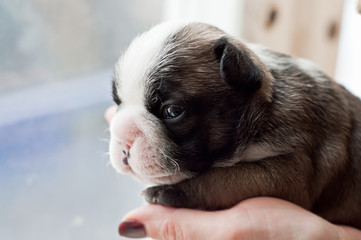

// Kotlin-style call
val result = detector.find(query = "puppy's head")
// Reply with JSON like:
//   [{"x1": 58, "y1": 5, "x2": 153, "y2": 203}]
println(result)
[{"x1": 109, "y1": 22, "x2": 273, "y2": 185}]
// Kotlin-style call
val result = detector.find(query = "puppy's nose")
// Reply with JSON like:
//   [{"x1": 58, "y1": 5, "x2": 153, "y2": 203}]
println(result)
[
  {"x1": 120, "y1": 129, "x2": 140, "y2": 166},
  {"x1": 125, "y1": 124, "x2": 142, "y2": 148},
  {"x1": 124, "y1": 140, "x2": 134, "y2": 151},
  {"x1": 110, "y1": 112, "x2": 142, "y2": 152},
  {"x1": 113, "y1": 123, "x2": 141, "y2": 149},
  {"x1": 118, "y1": 131, "x2": 138, "y2": 166}
]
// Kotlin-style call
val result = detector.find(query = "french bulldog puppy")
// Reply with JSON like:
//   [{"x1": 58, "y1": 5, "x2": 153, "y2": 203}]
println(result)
[{"x1": 109, "y1": 22, "x2": 361, "y2": 229}]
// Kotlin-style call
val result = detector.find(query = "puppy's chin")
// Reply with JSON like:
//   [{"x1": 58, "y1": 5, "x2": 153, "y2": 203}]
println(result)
[{"x1": 140, "y1": 172, "x2": 190, "y2": 185}]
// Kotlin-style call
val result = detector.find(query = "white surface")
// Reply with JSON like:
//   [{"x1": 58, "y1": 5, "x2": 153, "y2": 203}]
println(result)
[
  {"x1": 334, "y1": 0, "x2": 361, "y2": 98},
  {"x1": 163, "y1": 0, "x2": 245, "y2": 37}
]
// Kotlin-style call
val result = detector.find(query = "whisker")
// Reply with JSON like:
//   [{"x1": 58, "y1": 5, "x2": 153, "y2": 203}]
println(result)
[
  {"x1": 101, "y1": 151, "x2": 110, "y2": 157},
  {"x1": 158, "y1": 149, "x2": 179, "y2": 175},
  {"x1": 99, "y1": 137, "x2": 110, "y2": 144}
]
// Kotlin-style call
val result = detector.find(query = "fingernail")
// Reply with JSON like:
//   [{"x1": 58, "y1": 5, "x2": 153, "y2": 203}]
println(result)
[{"x1": 118, "y1": 220, "x2": 146, "y2": 238}]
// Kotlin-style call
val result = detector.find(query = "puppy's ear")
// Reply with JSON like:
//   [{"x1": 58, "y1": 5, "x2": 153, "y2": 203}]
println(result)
[{"x1": 214, "y1": 37, "x2": 263, "y2": 95}]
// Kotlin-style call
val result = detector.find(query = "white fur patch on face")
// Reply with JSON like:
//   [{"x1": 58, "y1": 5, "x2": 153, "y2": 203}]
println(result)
[
  {"x1": 109, "y1": 22, "x2": 190, "y2": 185},
  {"x1": 114, "y1": 21, "x2": 189, "y2": 109}
]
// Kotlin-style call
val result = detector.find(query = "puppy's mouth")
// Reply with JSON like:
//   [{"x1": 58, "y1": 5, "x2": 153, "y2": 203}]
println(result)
[
  {"x1": 110, "y1": 137, "x2": 188, "y2": 185},
  {"x1": 125, "y1": 157, "x2": 188, "y2": 185}
]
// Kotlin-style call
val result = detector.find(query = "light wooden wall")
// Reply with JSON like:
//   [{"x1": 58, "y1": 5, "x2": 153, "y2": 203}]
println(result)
[
  {"x1": 163, "y1": 0, "x2": 345, "y2": 77},
  {"x1": 241, "y1": 0, "x2": 345, "y2": 77}
]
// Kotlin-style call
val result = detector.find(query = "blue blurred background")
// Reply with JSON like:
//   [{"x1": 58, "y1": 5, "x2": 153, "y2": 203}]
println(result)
[{"x1": 0, "y1": 0, "x2": 163, "y2": 239}]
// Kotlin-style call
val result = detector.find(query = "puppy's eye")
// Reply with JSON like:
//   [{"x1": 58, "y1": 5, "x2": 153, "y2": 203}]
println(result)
[{"x1": 162, "y1": 105, "x2": 184, "y2": 119}]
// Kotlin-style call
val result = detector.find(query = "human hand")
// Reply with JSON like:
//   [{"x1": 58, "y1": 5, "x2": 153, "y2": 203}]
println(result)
[
  {"x1": 117, "y1": 197, "x2": 361, "y2": 240},
  {"x1": 105, "y1": 106, "x2": 361, "y2": 239}
]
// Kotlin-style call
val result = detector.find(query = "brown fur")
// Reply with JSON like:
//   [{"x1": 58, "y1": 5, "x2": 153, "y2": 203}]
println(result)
[{"x1": 116, "y1": 23, "x2": 361, "y2": 229}]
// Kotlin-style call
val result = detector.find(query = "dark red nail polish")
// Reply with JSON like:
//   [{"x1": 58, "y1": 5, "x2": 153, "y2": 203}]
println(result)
[{"x1": 118, "y1": 220, "x2": 146, "y2": 238}]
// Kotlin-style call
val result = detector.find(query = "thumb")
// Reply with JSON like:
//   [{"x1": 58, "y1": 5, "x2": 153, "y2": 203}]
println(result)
[{"x1": 118, "y1": 204, "x2": 239, "y2": 239}]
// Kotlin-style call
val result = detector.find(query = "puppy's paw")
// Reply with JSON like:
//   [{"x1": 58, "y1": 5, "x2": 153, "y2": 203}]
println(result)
[{"x1": 143, "y1": 185, "x2": 188, "y2": 207}]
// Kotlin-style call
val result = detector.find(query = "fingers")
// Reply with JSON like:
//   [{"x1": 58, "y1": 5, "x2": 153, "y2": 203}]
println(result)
[
  {"x1": 118, "y1": 204, "x2": 238, "y2": 240},
  {"x1": 105, "y1": 105, "x2": 117, "y2": 123},
  {"x1": 235, "y1": 198, "x2": 344, "y2": 240},
  {"x1": 337, "y1": 225, "x2": 361, "y2": 240},
  {"x1": 117, "y1": 199, "x2": 275, "y2": 240},
  {"x1": 117, "y1": 197, "x2": 352, "y2": 240}
]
